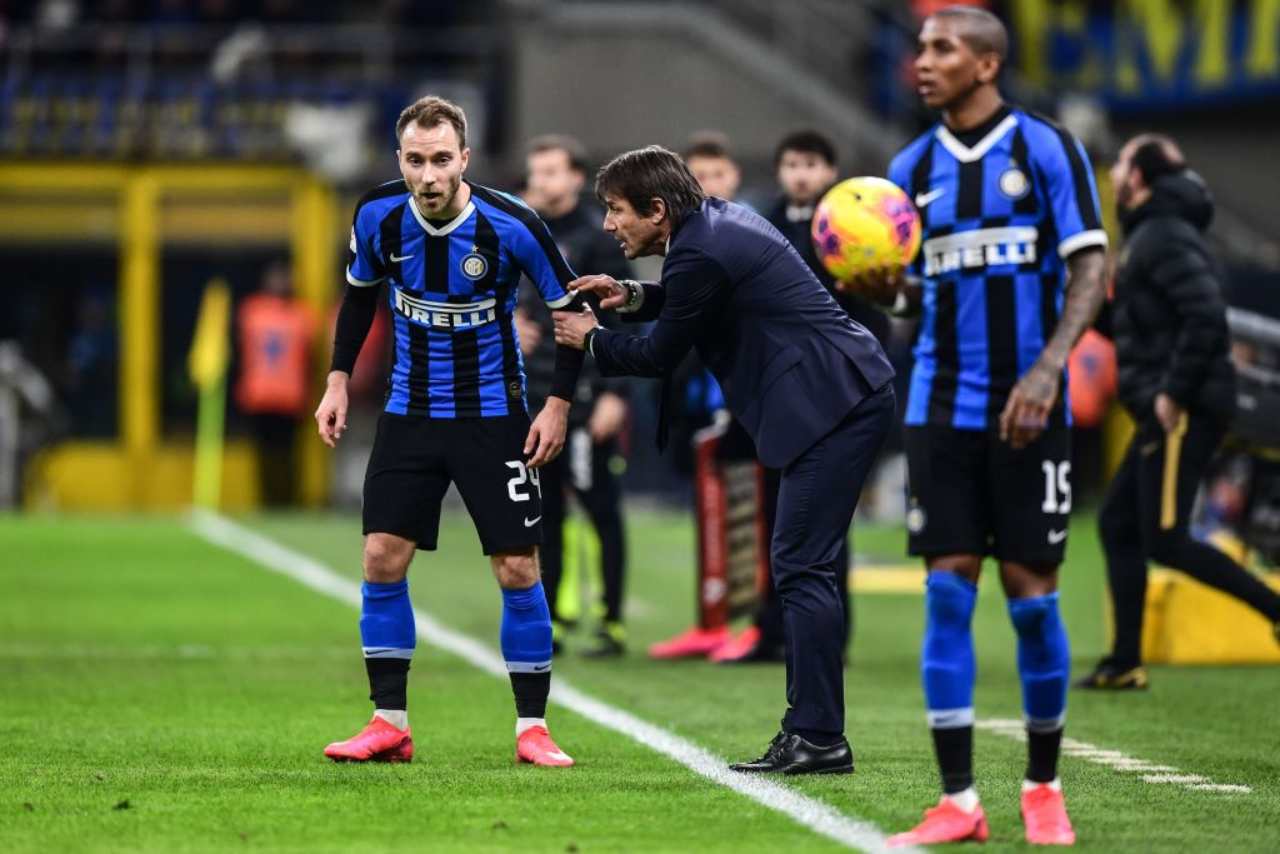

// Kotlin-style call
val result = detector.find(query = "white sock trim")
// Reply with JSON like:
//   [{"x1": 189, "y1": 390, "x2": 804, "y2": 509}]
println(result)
[
  {"x1": 943, "y1": 787, "x2": 980, "y2": 813},
  {"x1": 926, "y1": 706, "x2": 975, "y2": 728},
  {"x1": 516, "y1": 717, "x2": 546, "y2": 737},
  {"x1": 374, "y1": 709, "x2": 408, "y2": 730},
  {"x1": 1023, "y1": 778, "x2": 1062, "y2": 792}
]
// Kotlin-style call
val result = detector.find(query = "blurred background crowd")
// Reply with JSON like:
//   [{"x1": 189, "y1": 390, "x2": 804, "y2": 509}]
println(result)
[{"x1": 2, "y1": 0, "x2": 1278, "y2": 581}]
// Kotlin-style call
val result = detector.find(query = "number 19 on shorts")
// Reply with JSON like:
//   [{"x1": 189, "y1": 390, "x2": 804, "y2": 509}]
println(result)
[{"x1": 1041, "y1": 460, "x2": 1072, "y2": 514}]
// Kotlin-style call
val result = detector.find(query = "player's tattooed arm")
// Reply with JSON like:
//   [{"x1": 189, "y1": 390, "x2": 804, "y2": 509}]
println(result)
[{"x1": 1000, "y1": 246, "x2": 1107, "y2": 449}]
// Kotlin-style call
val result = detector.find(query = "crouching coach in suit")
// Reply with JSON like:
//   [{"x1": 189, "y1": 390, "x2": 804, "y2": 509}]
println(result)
[{"x1": 554, "y1": 145, "x2": 895, "y2": 775}]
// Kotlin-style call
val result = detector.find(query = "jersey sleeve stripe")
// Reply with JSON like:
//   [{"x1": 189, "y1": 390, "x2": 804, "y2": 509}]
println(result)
[
  {"x1": 346, "y1": 269, "x2": 386, "y2": 287},
  {"x1": 1036, "y1": 116, "x2": 1103, "y2": 231},
  {"x1": 353, "y1": 179, "x2": 409, "y2": 218},
  {"x1": 469, "y1": 183, "x2": 576, "y2": 285},
  {"x1": 1058, "y1": 228, "x2": 1108, "y2": 259}
]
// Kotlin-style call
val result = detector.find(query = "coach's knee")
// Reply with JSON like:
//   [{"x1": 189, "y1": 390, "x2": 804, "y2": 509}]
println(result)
[
  {"x1": 492, "y1": 547, "x2": 540, "y2": 589},
  {"x1": 363, "y1": 533, "x2": 415, "y2": 584}
]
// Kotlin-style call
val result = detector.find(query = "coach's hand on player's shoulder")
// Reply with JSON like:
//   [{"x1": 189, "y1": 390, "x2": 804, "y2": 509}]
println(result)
[
  {"x1": 525, "y1": 396, "x2": 570, "y2": 468},
  {"x1": 999, "y1": 361, "x2": 1060, "y2": 450},
  {"x1": 315, "y1": 371, "x2": 350, "y2": 449},
  {"x1": 567, "y1": 275, "x2": 627, "y2": 310}
]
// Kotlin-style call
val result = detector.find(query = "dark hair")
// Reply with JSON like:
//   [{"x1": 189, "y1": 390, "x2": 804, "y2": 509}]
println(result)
[
  {"x1": 930, "y1": 5, "x2": 1009, "y2": 63},
  {"x1": 595, "y1": 145, "x2": 707, "y2": 224},
  {"x1": 526, "y1": 134, "x2": 588, "y2": 174},
  {"x1": 1130, "y1": 134, "x2": 1186, "y2": 185},
  {"x1": 683, "y1": 130, "x2": 734, "y2": 162},
  {"x1": 773, "y1": 130, "x2": 837, "y2": 168},
  {"x1": 396, "y1": 95, "x2": 467, "y2": 148}
]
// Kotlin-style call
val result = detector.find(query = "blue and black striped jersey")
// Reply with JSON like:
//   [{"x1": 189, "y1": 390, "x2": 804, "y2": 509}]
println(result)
[
  {"x1": 887, "y1": 107, "x2": 1107, "y2": 429},
  {"x1": 347, "y1": 180, "x2": 577, "y2": 418}
]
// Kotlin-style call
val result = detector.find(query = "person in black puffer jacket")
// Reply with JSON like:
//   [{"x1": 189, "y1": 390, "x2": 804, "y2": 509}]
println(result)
[{"x1": 1078, "y1": 134, "x2": 1280, "y2": 691}]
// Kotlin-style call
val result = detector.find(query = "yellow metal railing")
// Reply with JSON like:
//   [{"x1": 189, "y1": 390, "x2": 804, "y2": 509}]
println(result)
[{"x1": 0, "y1": 163, "x2": 339, "y2": 509}]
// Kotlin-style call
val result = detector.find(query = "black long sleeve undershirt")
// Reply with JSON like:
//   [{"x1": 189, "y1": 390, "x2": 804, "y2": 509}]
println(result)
[
  {"x1": 329, "y1": 283, "x2": 380, "y2": 376},
  {"x1": 549, "y1": 292, "x2": 587, "y2": 401}
]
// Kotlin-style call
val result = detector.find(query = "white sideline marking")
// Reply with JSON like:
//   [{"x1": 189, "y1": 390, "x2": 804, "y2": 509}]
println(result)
[
  {"x1": 976, "y1": 719, "x2": 1252, "y2": 795},
  {"x1": 188, "y1": 511, "x2": 913, "y2": 854}
]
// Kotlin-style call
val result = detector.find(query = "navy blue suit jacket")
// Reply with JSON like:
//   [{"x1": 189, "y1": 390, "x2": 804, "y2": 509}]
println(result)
[{"x1": 590, "y1": 198, "x2": 894, "y2": 468}]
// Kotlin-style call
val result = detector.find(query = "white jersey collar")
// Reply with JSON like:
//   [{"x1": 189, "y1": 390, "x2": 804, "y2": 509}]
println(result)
[
  {"x1": 409, "y1": 196, "x2": 474, "y2": 237},
  {"x1": 935, "y1": 113, "x2": 1018, "y2": 163}
]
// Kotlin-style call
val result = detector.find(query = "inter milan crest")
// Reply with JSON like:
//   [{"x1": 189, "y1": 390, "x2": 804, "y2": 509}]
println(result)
[
  {"x1": 460, "y1": 245, "x2": 488, "y2": 280},
  {"x1": 906, "y1": 501, "x2": 927, "y2": 534},
  {"x1": 999, "y1": 164, "x2": 1030, "y2": 200}
]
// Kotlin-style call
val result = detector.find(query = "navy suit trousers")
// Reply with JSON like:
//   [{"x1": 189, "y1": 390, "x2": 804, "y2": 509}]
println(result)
[{"x1": 774, "y1": 382, "x2": 895, "y2": 737}]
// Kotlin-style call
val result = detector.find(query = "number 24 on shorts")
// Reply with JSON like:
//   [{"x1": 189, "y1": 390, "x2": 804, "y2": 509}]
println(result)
[{"x1": 506, "y1": 460, "x2": 542, "y2": 503}]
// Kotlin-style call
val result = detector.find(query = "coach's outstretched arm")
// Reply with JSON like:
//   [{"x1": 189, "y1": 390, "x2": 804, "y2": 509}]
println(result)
[
  {"x1": 999, "y1": 246, "x2": 1108, "y2": 449},
  {"x1": 316, "y1": 282, "x2": 381, "y2": 448},
  {"x1": 554, "y1": 253, "x2": 725, "y2": 376}
]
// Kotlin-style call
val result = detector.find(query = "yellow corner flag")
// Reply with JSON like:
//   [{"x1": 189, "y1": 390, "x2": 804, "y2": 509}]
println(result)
[
  {"x1": 188, "y1": 279, "x2": 232, "y2": 510},
  {"x1": 189, "y1": 279, "x2": 231, "y2": 388}
]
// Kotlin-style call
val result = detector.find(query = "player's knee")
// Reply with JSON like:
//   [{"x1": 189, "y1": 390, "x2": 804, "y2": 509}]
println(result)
[
  {"x1": 927, "y1": 556, "x2": 982, "y2": 582},
  {"x1": 999, "y1": 562, "x2": 1058, "y2": 598},
  {"x1": 493, "y1": 548, "x2": 540, "y2": 589},
  {"x1": 363, "y1": 534, "x2": 414, "y2": 583}
]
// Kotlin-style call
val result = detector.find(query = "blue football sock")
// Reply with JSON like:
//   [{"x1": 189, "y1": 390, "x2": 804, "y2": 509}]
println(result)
[
  {"x1": 501, "y1": 582, "x2": 553, "y2": 719},
  {"x1": 360, "y1": 580, "x2": 416, "y2": 710},
  {"x1": 1008, "y1": 592, "x2": 1070, "y2": 734},
  {"x1": 923, "y1": 570, "x2": 978, "y2": 793},
  {"x1": 922, "y1": 570, "x2": 978, "y2": 727}
]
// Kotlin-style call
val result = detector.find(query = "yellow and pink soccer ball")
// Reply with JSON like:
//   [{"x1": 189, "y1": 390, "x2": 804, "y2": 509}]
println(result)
[{"x1": 811, "y1": 177, "x2": 921, "y2": 284}]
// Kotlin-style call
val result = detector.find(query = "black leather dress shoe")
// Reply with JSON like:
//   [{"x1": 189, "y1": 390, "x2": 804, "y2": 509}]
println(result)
[{"x1": 729, "y1": 731, "x2": 854, "y2": 775}]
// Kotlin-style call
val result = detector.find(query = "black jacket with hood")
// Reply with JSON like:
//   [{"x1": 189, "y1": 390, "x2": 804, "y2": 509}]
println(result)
[{"x1": 1103, "y1": 171, "x2": 1235, "y2": 425}]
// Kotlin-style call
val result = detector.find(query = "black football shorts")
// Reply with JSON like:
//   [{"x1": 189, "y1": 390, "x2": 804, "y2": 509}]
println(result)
[
  {"x1": 362, "y1": 412, "x2": 544, "y2": 555},
  {"x1": 904, "y1": 424, "x2": 1072, "y2": 566}
]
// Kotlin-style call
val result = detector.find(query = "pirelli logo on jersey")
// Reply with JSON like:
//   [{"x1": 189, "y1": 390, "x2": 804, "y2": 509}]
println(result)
[
  {"x1": 923, "y1": 226, "x2": 1038, "y2": 276},
  {"x1": 392, "y1": 288, "x2": 496, "y2": 329}
]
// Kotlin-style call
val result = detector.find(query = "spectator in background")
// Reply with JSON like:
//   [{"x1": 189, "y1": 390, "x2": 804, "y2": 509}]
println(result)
[
  {"x1": 518, "y1": 134, "x2": 632, "y2": 657},
  {"x1": 64, "y1": 288, "x2": 117, "y2": 438},
  {"x1": 765, "y1": 130, "x2": 890, "y2": 346},
  {"x1": 683, "y1": 131, "x2": 741, "y2": 203},
  {"x1": 234, "y1": 259, "x2": 316, "y2": 507},
  {"x1": 1078, "y1": 134, "x2": 1280, "y2": 690}
]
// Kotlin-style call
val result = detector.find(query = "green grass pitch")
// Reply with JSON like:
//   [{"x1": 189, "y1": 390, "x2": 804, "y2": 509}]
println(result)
[{"x1": 2, "y1": 509, "x2": 1278, "y2": 852}]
